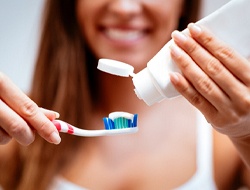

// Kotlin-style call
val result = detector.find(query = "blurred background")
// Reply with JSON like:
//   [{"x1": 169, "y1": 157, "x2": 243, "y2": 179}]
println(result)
[{"x1": 0, "y1": 0, "x2": 230, "y2": 93}]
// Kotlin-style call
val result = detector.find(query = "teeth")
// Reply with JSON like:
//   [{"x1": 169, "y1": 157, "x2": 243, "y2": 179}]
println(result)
[{"x1": 105, "y1": 28, "x2": 143, "y2": 41}]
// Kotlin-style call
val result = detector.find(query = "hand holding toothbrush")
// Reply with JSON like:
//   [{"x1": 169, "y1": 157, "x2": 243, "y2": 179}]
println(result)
[{"x1": 0, "y1": 72, "x2": 61, "y2": 146}]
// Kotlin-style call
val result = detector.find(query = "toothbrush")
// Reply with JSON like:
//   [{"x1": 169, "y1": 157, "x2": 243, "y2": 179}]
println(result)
[{"x1": 53, "y1": 112, "x2": 138, "y2": 137}]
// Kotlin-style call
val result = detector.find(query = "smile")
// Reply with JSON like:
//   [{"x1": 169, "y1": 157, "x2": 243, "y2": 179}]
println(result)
[{"x1": 103, "y1": 28, "x2": 146, "y2": 42}]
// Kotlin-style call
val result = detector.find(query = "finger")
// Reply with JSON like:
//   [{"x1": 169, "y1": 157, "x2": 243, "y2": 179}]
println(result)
[
  {"x1": 0, "y1": 127, "x2": 12, "y2": 145},
  {"x1": 0, "y1": 73, "x2": 61, "y2": 144},
  {"x1": 40, "y1": 108, "x2": 60, "y2": 121},
  {"x1": 171, "y1": 30, "x2": 246, "y2": 103},
  {"x1": 169, "y1": 72, "x2": 218, "y2": 121},
  {"x1": 0, "y1": 99, "x2": 35, "y2": 146},
  {"x1": 169, "y1": 41, "x2": 231, "y2": 113},
  {"x1": 188, "y1": 23, "x2": 250, "y2": 86}
]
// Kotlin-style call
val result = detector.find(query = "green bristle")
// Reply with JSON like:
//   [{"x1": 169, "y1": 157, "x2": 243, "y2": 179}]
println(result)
[{"x1": 114, "y1": 117, "x2": 128, "y2": 129}]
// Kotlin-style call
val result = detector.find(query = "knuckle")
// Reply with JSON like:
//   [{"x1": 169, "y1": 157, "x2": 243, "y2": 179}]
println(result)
[
  {"x1": 239, "y1": 95, "x2": 250, "y2": 112},
  {"x1": 8, "y1": 120, "x2": 26, "y2": 136},
  {"x1": 216, "y1": 46, "x2": 234, "y2": 61},
  {"x1": 189, "y1": 93, "x2": 203, "y2": 106},
  {"x1": 227, "y1": 111, "x2": 241, "y2": 125},
  {"x1": 205, "y1": 58, "x2": 223, "y2": 76},
  {"x1": 202, "y1": 35, "x2": 213, "y2": 47},
  {"x1": 177, "y1": 81, "x2": 190, "y2": 94},
  {"x1": 177, "y1": 82, "x2": 204, "y2": 106},
  {"x1": 243, "y1": 96, "x2": 250, "y2": 107},
  {"x1": 196, "y1": 77, "x2": 213, "y2": 95},
  {"x1": 20, "y1": 100, "x2": 39, "y2": 118},
  {"x1": 37, "y1": 119, "x2": 53, "y2": 139},
  {"x1": 7, "y1": 120, "x2": 35, "y2": 146},
  {"x1": 176, "y1": 57, "x2": 191, "y2": 71},
  {"x1": 186, "y1": 41, "x2": 198, "y2": 55}
]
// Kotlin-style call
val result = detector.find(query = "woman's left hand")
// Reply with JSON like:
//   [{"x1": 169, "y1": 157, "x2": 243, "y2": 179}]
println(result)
[{"x1": 169, "y1": 23, "x2": 250, "y2": 138}]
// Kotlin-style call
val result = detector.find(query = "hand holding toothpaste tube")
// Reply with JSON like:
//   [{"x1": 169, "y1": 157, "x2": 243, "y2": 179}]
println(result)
[{"x1": 170, "y1": 23, "x2": 250, "y2": 165}]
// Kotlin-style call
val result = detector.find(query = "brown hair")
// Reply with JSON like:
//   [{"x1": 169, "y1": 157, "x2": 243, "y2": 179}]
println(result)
[{"x1": 0, "y1": 0, "x2": 201, "y2": 189}]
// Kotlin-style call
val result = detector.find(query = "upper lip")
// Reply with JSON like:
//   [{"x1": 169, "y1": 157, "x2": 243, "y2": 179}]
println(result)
[{"x1": 98, "y1": 20, "x2": 152, "y2": 32}]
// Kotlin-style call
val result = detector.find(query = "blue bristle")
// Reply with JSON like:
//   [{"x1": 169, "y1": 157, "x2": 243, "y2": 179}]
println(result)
[
  {"x1": 128, "y1": 119, "x2": 132, "y2": 128},
  {"x1": 103, "y1": 118, "x2": 115, "y2": 130},
  {"x1": 103, "y1": 118, "x2": 109, "y2": 130},
  {"x1": 109, "y1": 119, "x2": 115, "y2": 129},
  {"x1": 132, "y1": 114, "x2": 138, "y2": 127}
]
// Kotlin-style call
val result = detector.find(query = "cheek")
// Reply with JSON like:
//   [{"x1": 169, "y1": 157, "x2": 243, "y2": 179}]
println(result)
[
  {"x1": 76, "y1": 1, "x2": 96, "y2": 38},
  {"x1": 149, "y1": 0, "x2": 183, "y2": 27}
]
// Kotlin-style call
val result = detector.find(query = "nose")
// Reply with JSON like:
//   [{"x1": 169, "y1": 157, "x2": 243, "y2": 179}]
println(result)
[{"x1": 107, "y1": 0, "x2": 142, "y2": 19}]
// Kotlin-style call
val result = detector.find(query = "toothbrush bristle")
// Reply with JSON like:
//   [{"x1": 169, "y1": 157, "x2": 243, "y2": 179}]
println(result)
[
  {"x1": 132, "y1": 114, "x2": 138, "y2": 127},
  {"x1": 103, "y1": 118, "x2": 115, "y2": 130},
  {"x1": 103, "y1": 114, "x2": 138, "y2": 130},
  {"x1": 114, "y1": 117, "x2": 127, "y2": 129}
]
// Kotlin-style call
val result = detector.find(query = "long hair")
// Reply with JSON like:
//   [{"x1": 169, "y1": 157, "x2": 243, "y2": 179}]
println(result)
[{"x1": 0, "y1": 0, "x2": 201, "y2": 189}]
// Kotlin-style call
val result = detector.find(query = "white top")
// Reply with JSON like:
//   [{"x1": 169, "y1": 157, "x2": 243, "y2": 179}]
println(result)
[
  {"x1": 176, "y1": 111, "x2": 217, "y2": 190},
  {"x1": 49, "y1": 111, "x2": 217, "y2": 190}
]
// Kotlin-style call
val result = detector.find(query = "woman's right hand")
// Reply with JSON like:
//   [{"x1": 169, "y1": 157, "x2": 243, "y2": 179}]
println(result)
[{"x1": 0, "y1": 72, "x2": 61, "y2": 146}]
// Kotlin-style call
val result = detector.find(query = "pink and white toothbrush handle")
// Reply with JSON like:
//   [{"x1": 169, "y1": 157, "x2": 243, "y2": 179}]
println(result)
[{"x1": 52, "y1": 120, "x2": 138, "y2": 137}]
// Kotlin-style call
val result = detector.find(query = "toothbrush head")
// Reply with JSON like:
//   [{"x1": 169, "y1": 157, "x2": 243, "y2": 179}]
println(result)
[
  {"x1": 53, "y1": 112, "x2": 138, "y2": 137},
  {"x1": 102, "y1": 112, "x2": 138, "y2": 135},
  {"x1": 103, "y1": 112, "x2": 138, "y2": 129}
]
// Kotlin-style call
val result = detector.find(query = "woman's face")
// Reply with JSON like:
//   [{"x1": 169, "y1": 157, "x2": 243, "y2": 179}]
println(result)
[{"x1": 76, "y1": 0, "x2": 184, "y2": 71}]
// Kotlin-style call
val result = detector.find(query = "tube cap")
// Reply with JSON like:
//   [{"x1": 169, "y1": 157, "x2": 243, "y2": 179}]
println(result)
[{"x1": 97, "y1": 59, "x2": 134, "y2": 77}]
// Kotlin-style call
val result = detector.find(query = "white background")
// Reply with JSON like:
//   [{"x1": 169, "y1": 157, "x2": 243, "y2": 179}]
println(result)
[{"x1": 0, "y1": 0, "x2": 230, "y2": 93}]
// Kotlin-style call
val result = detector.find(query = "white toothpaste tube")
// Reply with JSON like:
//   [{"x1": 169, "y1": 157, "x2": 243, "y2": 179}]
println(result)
[{"x1": 132, "y1": 0, "x2": 250, "y2": 105}]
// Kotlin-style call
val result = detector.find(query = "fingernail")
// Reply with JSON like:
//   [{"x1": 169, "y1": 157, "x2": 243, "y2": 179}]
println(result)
[
  {"x1": 172, "y1": 30, "x2": 187, "y2": 43},
  {"x1": 188, "y1": 23, "x2": 202, "y2": 35},
  {"x1": 50, "y1": 131, "x2": 61, "y2": 144},
  {"x1": 169, "y1": 43, "x2": 183, "y2": 58},
  {"x1": 54, "y1": 112, "x2": 60, "y2": 119}
]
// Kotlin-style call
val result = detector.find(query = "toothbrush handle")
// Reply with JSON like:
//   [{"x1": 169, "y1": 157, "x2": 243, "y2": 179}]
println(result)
[
  {"x1": 53, "y1": 120, "x2": 92, "y2": 136},
  {"x1": 53, "y1": 120, "x2": 74, "y2": 134},
  {"x1": 52, "y1": 119, "x2": 138, "y2": 137}
]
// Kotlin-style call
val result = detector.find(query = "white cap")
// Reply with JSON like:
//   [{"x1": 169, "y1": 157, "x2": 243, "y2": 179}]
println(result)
[
  {"x1": 132, "y1": 68, "x2": 165, "y2": 106},
  {"x1": 97, "y1": 58, "x2": 166, "y2": 106},
  {"x1": 97, "y1": 58, "x2": 134, "y2": 77}
]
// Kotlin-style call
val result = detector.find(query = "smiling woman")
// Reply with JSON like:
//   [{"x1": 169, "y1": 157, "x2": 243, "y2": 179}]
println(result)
[{"x1": 1, "y1": 0, "x2": 250, "y2": 189}]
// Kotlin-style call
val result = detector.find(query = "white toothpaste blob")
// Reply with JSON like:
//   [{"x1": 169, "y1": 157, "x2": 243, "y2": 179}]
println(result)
[{"x1": 108, "y1": 111, "x2": 134, "y2": 121}]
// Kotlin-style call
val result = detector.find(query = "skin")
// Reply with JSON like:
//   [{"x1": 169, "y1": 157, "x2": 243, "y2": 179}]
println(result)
[{"x1": 0, "y1": 0, "x2": 250, "y2": 189}]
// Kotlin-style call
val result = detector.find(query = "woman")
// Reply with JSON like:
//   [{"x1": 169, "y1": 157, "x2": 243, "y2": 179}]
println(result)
[{"x1": 0, "y1": 0, "x2": 249, "y2": 189}]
